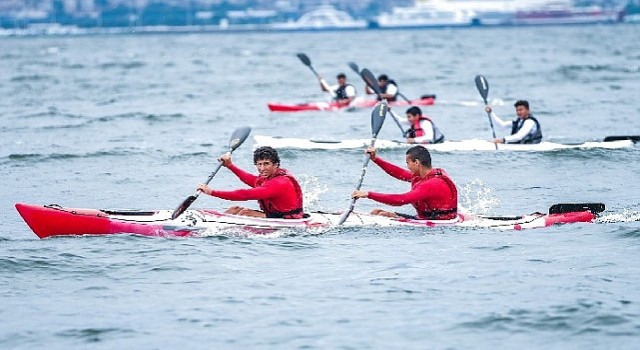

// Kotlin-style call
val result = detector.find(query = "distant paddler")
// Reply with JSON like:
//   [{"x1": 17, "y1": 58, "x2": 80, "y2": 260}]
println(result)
[
  {"x1": 401, "y1": 106, "x2": 445, "y2": 144},
  {"x1": 485, "y1": 100, "x2": 543, "y2": 144},
  {"x1": 319, "y1": 72, "x2": 357, "y2": 106},
  {"x1": 351, "y1": 145, "x2": 458, "y2": 220},
  {"x1": 366, "y1": 74, "x2": 399, "y2": 102}
]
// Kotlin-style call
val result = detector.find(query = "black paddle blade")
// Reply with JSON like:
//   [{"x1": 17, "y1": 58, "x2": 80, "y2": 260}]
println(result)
[
  {"x1": 603, "y1": 135, "x2": 640, "y2": 143},
  {"x1": 171, "y1": 195, "x2": 198, "y2": 220},
  {"x1": 548, "y1": 203, "x2": 605, "y2": 215},
  {"x1": 361, "y1": 68, "x2": 382, "y2": 96},
  {"x1": 371, "y1": 100, "x2": 388, "y2": 137},
  {"x1": 347, "y1": 62, "x2": 359, "y2": 74},
  {"x1": 229, "y1": 126, "x2": 252, "y2": 151},
  {"x1": 171, "y1": 126, "x2": 251, "y2": 220},
  {"x1": 475, "y1": 75, "x2": 489, "y2": 103},
  {"x1": 296, "y1": 53, "x2": 311, "y2": 66}
]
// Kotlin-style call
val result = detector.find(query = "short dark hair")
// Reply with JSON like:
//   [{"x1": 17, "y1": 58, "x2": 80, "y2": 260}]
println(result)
[
  {"x1": 406, "y1": 146, "x2": 431, "y2": 167},
  {"x1": 406, "y1": 106, "x2": 422, "y2": 116},
  {"x1": 377, "y1": 74, "x2": 389, "y2": 82},
  {"x1": 253, "y1": 146, "x2": 280, "y2": 165},
  {"x1": 514, "y1": 100, "x2": 529, "y2": 109},
  {"x1": 336, "y1": 73, "x2": 346, "y2": 79}
]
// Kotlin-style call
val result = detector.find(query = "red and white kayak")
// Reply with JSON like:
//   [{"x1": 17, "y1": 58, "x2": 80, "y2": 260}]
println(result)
[
  {"x1": 15, "y1": 202, "x2": 601, "y2": 239},
  {"x1": 267, "y1": 95, "x2": 436, "y2": 112}
]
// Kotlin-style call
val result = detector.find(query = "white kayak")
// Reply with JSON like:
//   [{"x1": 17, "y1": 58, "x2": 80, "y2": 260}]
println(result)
[{"x1": 253, "y1": 135, "x2": 635, "y2": 151}]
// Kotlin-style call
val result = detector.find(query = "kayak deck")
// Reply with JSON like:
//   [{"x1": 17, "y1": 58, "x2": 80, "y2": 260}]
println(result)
[
  {"x1": 253, "y1": 135, "x2": 635, "y2": 151},
  {"x1": 15, "y1": 203, "x2": 597, "y2": 239}
]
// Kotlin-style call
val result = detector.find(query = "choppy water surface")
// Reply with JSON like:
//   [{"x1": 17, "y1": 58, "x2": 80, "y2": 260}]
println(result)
[{"x1": 1, "y1": 25, "x2": 639, "y2": 349}]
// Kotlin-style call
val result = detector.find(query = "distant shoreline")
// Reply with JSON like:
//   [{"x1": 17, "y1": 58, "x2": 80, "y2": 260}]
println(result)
[{"x1": 0, "y1": 21, "x2": 633, "y2": 38}]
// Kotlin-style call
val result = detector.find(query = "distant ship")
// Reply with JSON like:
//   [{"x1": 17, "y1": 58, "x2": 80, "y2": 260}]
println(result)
[
  {"x1": 372, "y1": 1, "x2": 475, "y2": 28},
  {"x1": 269, "y1": 5, "x2": 367, "y2": 30},
  {"x1": 511, "y1": 2, "x2": 623, "y2": 26}
]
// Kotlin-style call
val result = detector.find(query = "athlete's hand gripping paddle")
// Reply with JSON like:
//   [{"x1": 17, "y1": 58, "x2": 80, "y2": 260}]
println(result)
[
  {"x1": 171, "y1": 126, "x2": 252, "y2": 220},
  {"x1": 338, "y1": 101, "x2": 388, "y2": 225}
]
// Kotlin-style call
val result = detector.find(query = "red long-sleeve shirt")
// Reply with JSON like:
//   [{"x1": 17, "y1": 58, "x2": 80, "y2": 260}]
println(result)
[
  {"x1": 368, "y1": 156, "x2": 457, "y2": 219},
  {"x1": 209, "y1": 163, "x2": 303, "y2": 216}
]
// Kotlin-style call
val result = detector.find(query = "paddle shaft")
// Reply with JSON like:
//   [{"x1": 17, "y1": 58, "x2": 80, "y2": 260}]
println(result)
[
  {"x1": 475, "y1": 75, "x2": 498, "y2": 150},
  {"x1": 482, "y1": 99, "x2": 498, "y2": 150},
  {"x1": 397, "y1": 91, "x2": 412, "y2": 104},
  {"x1": 388, "y1": 107, "x2": 410, "y2": 136},
  {"x1": 337, "y1": 99, "x2": 387, "y2": 226},
  {"x1": 337, "y1": 140, "x2": 376, "y2": 225}
]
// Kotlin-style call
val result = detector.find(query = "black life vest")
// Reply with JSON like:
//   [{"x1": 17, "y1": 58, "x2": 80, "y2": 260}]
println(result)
[
  {"x1": 510, "y1": 115, "x2": 542, "y2": 144},
  {"x1": 335, "y1": 84, "x2": 355, "y2": 101},
  {"x1": 378, "y1": 79, "x2": 398, "y2": 101}
]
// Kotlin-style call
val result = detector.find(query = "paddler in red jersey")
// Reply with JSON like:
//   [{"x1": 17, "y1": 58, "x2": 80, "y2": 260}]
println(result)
[
  {"x1": 197, "y1": 146, "x2": 305, "y2": 219},
  {"x1": 351, "y1": 145, "x2": 458, "y2": 220}
]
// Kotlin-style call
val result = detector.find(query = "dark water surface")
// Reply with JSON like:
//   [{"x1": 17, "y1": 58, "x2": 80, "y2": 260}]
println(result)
[{"x1": 1, "y1": 25, "x2": 639, "y2": 348}]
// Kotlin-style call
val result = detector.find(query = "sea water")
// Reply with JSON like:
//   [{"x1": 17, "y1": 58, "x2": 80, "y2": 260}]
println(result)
[{"x1": 1, "y1": 25, "x2": 639, "y2": 349}]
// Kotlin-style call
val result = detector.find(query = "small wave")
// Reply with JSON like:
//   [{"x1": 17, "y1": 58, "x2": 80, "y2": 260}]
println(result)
[
  {"x1": 56, "y1": 327, "x2": 135, "y2": 342},
  {"x1": 0, "y1": 256, "x2": 60, "y2": 272},
  {"x1": 10, "y1": 74, "x2": 59, "y2": 83},
  {"x1": 62, "y1": 63, "x2": 86, "y2": 69},
  {"x1": 91, "y1": 112, "x2": 186, "y2": 125},
  {"x1": 98, "y1": 61, "x2": 145, "y2": 70},
  {"x1": 2, "y1": 150, "x2": 144, "y2": 165},
  {"x1": 457, "y1": 302, "x2": 638, "y2": 335},
  {"x1": 616, "y1": 228, "x2": 640, "y2": 238},
  {"x1": 143, "y1": 113, "x2": 186, "y2": 122},
  {"x1": 559, "y1": 64, "x2": 639, "y2": 74},
  {"x1": 168, "y1": 151, "x2": 209, "y2": 161},
  {"x1": 557, "y1": 64, "x2": 639, "y2": 82}
]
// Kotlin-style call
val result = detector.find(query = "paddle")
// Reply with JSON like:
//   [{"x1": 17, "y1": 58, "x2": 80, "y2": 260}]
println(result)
[
  {"x1": 337, "y1": 100, "x2": 388, "y2": 225},
  {"x1": 361, "y1": 68, "x2": 408, "y2": 136},
  {"x1": 297, "y1": 53, "x2": 336, "y2": 99},
  {"x1": 170, "y1": 126, "x2": 252, "y2": 220},
  {"x1": 548, "y1": 203, "x2": 605, "y2": 215},
  {"x1": 347, "y1": 61, "x2": 359, "y2": 75},
  {"x1": 475, "y1": 75, "x2": 498, "y2": 150},
  {"x1": 603, "y1": 135, "x2": 640, "y2": 143},
  {"x1": 397, "y1": 91, "x2": 412, "y2": 104}
]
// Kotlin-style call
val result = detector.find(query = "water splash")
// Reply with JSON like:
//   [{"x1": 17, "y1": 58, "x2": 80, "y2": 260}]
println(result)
[
  {"x1": 458, "y1": 179, "x2": 500, "y2": 215},
  {"x1": 297, "y1": 174, "x2": 329, "y2": 209},
  {"x1": 597, "y1": 208, "x2": 640, "y2": 223}
]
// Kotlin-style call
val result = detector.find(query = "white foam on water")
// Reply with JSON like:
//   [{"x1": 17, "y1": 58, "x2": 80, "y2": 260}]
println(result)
[
  {"x1": 458, "y1": 179, "x2": 500, "y2": 215},
  {"x1": 297, "y1": 174, "x2": 329, "y2": 209},
  {"x1": 597, "y1": 208, "x2": 640, "y2": 223}
]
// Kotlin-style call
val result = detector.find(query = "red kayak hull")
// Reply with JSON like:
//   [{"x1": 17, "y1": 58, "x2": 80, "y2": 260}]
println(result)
[
  {"x1": 15, "y1": 203, "x2": 597, "y2": 239},
  {"x1": 267, "y1": 96, "x2": 436, "y2": 112}
]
